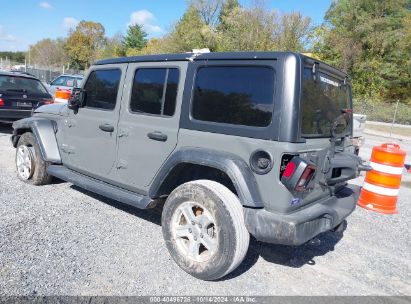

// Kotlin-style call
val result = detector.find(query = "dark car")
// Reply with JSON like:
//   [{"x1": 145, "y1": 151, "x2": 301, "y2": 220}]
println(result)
[{"x1": 0, "y1": 71, "x2": 53, "y2": 123}]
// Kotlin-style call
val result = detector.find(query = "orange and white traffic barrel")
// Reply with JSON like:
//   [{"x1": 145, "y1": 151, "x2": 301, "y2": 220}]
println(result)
[
  {"x1": 54, "y1": 89, "x2": 72, "y2": 103},
  {"x1": 358, "y1": 143, "x2": 406, "y2": 214}
]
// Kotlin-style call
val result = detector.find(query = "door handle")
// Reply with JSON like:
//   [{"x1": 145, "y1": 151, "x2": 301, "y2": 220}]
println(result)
[
  {"x1": 99, "y1": 123, "x2": 115, "y2": 133},
  {"x1": 147, "y1": 131, "x2": 168, "y2": 142}
]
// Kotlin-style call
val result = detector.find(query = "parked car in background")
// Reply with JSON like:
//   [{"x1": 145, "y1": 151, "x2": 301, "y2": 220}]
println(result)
[
  {"x1": 47, "y1": 74, "x2": 84, "y2": 96},
  {"x1": 0, "y1": 71, "x2": 53, "y2": 123}
]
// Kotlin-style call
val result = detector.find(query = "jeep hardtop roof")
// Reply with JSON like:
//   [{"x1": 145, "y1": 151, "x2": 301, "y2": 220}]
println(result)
[
  {"x1": 94, "y1": 51, "x2": 348, "y2": 79},
  {"x1": 94, "y1": 51, "x2": 289, "y2": 65}
]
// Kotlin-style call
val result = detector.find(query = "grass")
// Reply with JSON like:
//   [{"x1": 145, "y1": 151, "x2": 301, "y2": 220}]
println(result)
[
  {"x1": 353, "y1": 100, "x2": 411, "y2": 125},
  {"x1": 365, "y1": 124, "x2": 411, "y2": 137}
]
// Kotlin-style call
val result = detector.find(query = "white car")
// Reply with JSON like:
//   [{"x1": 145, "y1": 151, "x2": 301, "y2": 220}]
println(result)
[{"x1": 48, "y1": 74, "x2": 84, "y2": 96}]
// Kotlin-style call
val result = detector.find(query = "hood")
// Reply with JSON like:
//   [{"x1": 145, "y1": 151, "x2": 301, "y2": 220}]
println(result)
[{"x1": 34, "y1": 103, "x2": 67, "y2": 116}]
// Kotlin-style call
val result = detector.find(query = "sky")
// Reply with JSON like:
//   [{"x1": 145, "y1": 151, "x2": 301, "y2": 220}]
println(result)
[{"x1": 0, "y1": 0, "x2": 332, "y2": 52}]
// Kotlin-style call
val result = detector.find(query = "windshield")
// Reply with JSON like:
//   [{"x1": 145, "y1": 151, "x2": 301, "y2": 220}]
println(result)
[
  {"x1": 0, "y1": 75, "x2": 48, "y2": 94},
  {"x1": 301, "y1": 67, "x2": 351, "y2": 138}
]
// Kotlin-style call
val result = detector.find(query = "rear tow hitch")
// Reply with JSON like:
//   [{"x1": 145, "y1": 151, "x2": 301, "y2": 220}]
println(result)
[
  {"x1": 332, "y1": 220, "x2": 347, "y2": 234},
  {"x1": 357, "y1": 163, "x2": 373, "y2": 172}
]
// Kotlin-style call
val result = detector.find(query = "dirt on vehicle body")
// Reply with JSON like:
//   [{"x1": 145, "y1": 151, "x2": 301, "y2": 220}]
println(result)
[{"x1": 11, "y1": 51, "x2": 369, "y2": 280}]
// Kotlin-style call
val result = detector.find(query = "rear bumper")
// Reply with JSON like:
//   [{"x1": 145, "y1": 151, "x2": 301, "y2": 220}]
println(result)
[
  {"x1": 0, "y1": 109, "x2": 32, "y2": 122},
  {"x1": 244, "y1": 184, "x2": 360, "y2": 246}
]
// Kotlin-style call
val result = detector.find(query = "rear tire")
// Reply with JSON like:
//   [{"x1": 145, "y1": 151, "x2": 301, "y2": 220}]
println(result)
[
  {"x1": 161, "y1": 180, "x2": 249, "y2": 281},
  {"x1": 16, "y1": 132, "x2": 52, "y2": 185}
]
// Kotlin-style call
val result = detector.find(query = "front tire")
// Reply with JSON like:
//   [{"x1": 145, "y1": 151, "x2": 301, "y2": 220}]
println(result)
[
  {"x1": 16, "y1": 132, "x2": 52, "y2": 185},
  {"x1": 161, "y1": 180, "x2": 249, "y2": 280}
]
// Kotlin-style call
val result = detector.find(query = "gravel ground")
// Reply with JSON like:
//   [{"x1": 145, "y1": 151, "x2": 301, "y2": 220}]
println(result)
[{"x1": 0, "y1": 123, "x2": 410, "y2": 296}]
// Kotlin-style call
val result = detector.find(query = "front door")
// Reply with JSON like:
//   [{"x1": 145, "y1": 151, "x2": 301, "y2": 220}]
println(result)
[
  {"x1": 62, "y1": 64, "x2": 127, "y2": 181},
  {"x1": 116, "y1": 62, "x2": 187, "y2": 193}
]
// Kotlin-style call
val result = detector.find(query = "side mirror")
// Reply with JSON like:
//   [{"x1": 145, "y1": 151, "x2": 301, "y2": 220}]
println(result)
[{"x1": 68, "y1": 88, "x2": 85, "y2": 110}]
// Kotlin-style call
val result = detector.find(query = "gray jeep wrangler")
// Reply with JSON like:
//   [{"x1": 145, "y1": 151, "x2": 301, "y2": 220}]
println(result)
[{"x1": 11, "y1": 52, "x2": 368, "y2": 280}]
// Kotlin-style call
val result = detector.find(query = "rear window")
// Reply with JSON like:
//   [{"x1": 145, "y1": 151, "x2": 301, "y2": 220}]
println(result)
[
  {"x1": 192, "y1": 66, "x2": 274, "y2": 127},
  {"x1": 301, "y1": 68, "x2": 351, "y2": 137},
  {"x1": 64, "y1": 77, "x2": 83, "y2": 87},
  {"x1": 0, "y1": 75, "x2": 48, "y2": 94},
  {"x1": 65, "y1": 78, "x2": 76, "y2": 87}
]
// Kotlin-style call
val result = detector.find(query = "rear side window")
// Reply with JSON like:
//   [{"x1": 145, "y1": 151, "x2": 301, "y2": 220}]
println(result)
[
  {"x1": 130, "y1": 68, "x2": 179, "y2": 116},
  {"x1": 83, "y1": 69, "x2": 121, "y2": 110},
  {"x1": 192, "y1": 66, "x2": 274, "y2": 127}
]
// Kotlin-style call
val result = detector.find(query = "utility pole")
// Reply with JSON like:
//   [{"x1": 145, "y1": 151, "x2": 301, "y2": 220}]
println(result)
[{"x1": 390, "y1": 99, "x2": 400, "y2": 138}]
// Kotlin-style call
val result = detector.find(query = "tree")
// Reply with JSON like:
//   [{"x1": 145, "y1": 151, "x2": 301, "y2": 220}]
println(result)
[
  {"x1": 30, "y1": 38, "x2": 67, "y2": 67},
  {"x1": 166, "y1": 5, "x2": 216, "y2": 52},
  {"x1": 96, "y1": 33, "x2": 126, "y2": 60},
  {"x1": 274, "y1": 12, "x2": 312, "y2": 52},
  {"x1": 122, "y1": 24, "x2": 148, "y2": 51},
  {"x1": 66, "y1": 21, "x2": 106, "y2": 70},
  {"x1": 216, "y1": 3, "x2": 277, "y2": 51},
  {"x1": 125, "y1": 38, "x2": 166, "y2": 56},
  {"x1": 215, "y1": 2, "x2": 312, "y2": 52},
  {"x1": 190, "y1": 0, "x2": 224, "y2": 27},
  {"x1": 314, "y1": 0, "x2": 411, "y2": 103},
  {"x1": 217, "y1": 0, "x2": 240, "y2": 31},
  {"x1": 0, "y1": 51, "x2": 26, "y2": 62}
]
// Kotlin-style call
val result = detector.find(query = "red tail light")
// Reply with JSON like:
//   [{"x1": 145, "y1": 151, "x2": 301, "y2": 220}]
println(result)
[
  {"x1": 0, "y1": 98, "x2": 4, "y2": 106},
  {"x1": 281, "y1": 156, "x2": 316, "y2": 192},
  {"x1": 283, "y1": 161, "x2": 296, "y2": 179},
  {"x1": 295, "y1": 166, "x2": 315, "y2": 191}
]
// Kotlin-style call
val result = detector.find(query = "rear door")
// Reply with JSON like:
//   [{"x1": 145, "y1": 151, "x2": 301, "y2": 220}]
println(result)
[
  {"x1": 61, "y1": 64, "x2": 127, "y2": 181},
  {"x1": 298, "y1": 65, "x2": 354, "y2": 202},
  {"x1": 115, "y1": 62, "x2": 187, "y2": 193}
]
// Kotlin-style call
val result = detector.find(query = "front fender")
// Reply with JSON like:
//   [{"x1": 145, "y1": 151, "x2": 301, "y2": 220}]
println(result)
[
  {"x1": 149, "y1": 147, "x2": 264, "y2": 208},
  {"x1": 12, "y1": 117, "x2": 62, "y2": 164}
]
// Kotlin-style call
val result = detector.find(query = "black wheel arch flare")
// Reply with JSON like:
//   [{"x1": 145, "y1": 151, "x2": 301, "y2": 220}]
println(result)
[{"x1": 149, "y1": 147, "x2": 264, "y2": 208}]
